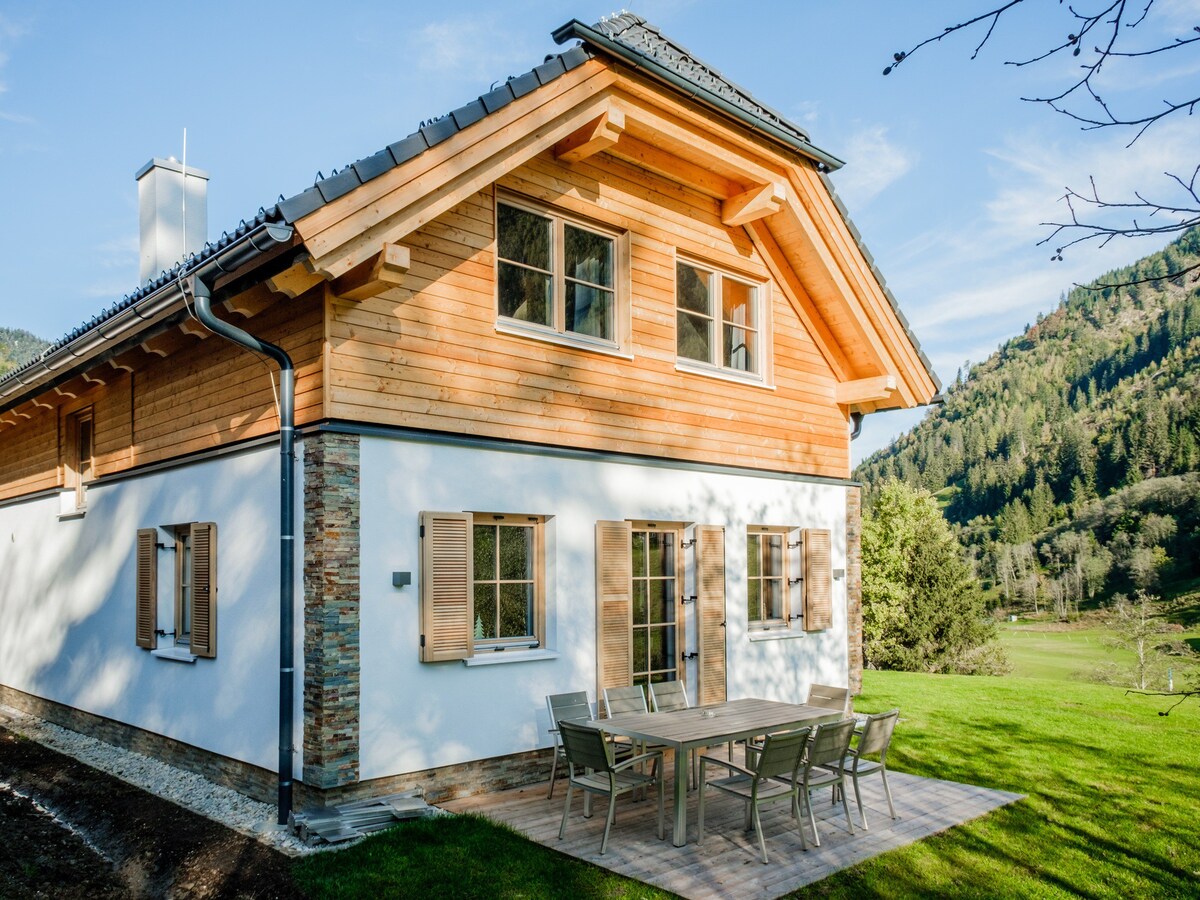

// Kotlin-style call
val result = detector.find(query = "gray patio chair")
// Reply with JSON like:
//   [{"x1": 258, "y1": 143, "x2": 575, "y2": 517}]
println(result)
[
  {"x1": 546, "y1": 691, "x2": 593, "y2": 800},
  {"x1": 557, "y1": 720, "x2": 664, "y2": 854},
  {"x1": 806, "y1": 683, "x2": 851, "y2": 715},
  {"x1": 824, "y1": 708, "x2": 900, "y2": 830},
  {"x1": 603, "y1": 684, "x2": 649, "y2": 716},
  {"x1": 696, "y1": 726, "x2": 813, "y2": 864},
  {"x1": 784, "y1": 717, "x2": 857, "y2": 846}
]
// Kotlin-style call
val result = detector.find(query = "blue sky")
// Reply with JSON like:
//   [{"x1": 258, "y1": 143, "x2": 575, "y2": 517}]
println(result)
[{"x1": 2, "y1": 0, "x2": 1198, "y2": 464}]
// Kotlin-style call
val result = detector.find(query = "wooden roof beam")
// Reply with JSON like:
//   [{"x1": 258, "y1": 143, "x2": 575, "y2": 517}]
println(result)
[
  {"x1": 54, "y1": 375, "x2": 92, "y2": 401},
  {"x1": 835, "y1": 375, "x2": 897, "y2": 406},
  {"x1": 140, "y1": 330, "x2": 188, "y2": 358},
  {"x1": 722, "y1": 182, "x2": 786, "y2": 226},
  {"x1": 266, "y1": 262, "x2": 324, "y2": 301},
  {"x1": 555, "y1": 106, "x2": 625, "y2": 164},
  {"x1": 223, "y1": 283, "x2": 279, "y2": 320},
  {"x1": 179, "y1": 317, "x2": 211, "y2": 340},
  {"x1": 331, "y1": 243, "x2": 410, "y2": 302}
]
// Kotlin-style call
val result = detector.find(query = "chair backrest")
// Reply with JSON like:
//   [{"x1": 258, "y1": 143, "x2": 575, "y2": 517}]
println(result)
[
  {"x1": 547, "y1": 691, "x2": 592, "y2": 732},
  {"x1": 559, "y1": 720, "x2": 613, "y2": 772},
  {"x1": 648, "y1": 680, "x2": 688, "y2": 712},
  {"x1": 857, "y1": 708, "x2": 900, "y2": 758},
  {"x1": 604, "y1": 685, "x2": 648, "y2": 716},
  {"x1": 806, "y1": 718, "x2": 856, "y2": 769},
  {"x1": 753, "y1": 727, "x2": 812, "y2": 781},
  {"x1": 807, "y1": 683, "x2": 850, "y2": 714}
]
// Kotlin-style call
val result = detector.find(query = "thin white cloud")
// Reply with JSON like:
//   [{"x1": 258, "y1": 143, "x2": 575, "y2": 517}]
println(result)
[
  {"x1": 830, "y1": 125, "x2": 915, "y2": 208},
  {"x1": 411, "y1": 17, "x2": 536, "y2": 83},
  {"x1": 94, "y1": 234, "x2": 138, "y2": 270},
  {"x1": 0, "y1": 13, "x2": 32, "y2": 123}
]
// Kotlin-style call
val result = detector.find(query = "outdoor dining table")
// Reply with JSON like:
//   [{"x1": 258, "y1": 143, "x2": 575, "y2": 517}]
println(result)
[{"x1": 585, "y1": 697, "x2": 844, "y2": 846}]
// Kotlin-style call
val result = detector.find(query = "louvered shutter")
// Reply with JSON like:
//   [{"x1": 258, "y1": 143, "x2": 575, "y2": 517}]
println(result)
[
  {"x1": 694, "y1": 525, "x2": 727, "y2": 706},
  {"x1": 135, "y1": 529, "x2": 158, "y2": 649},
  {"x1": 803, "y1": 528, "x2": 833, "y2": 632},
  {"x1": 420, "y1": 512, "x2": 474, "y2": 662},
  {"x1": 190, "y1": 522, "x2": 218, "y2": 658},
  {"x1": 595, "y1": 520, "x2": 632, "y2": 713}
]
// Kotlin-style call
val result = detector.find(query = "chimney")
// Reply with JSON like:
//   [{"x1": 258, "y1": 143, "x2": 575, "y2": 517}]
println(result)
[{"x1": 135, "y1": 157, "x2": 209, "y2": 284}]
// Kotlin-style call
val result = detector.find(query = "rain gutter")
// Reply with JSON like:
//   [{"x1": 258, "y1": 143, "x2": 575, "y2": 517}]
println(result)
[{"x1": 188, "y1": 223, "x2": 298, "y2": 825}]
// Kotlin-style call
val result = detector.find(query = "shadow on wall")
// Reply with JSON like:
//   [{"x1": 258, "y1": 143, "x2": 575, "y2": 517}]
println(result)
[{"x1": 0, "y1": 448, "x2": 281, "y2": 763}]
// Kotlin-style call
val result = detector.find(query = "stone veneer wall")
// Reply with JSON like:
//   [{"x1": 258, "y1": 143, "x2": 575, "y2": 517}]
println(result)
[
  {"x1": 302, "y1": 432, "x2": 361, "y2": 790},
  {"x1": 846, "y1": 485, "x2": 864, "y2": 695}
]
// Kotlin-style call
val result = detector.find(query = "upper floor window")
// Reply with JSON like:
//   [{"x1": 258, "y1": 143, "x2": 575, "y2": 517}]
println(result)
[
  {"x1": 676, "y1": 260, "x2": 761, "y2": 377},
  {"x1": 497, "y1": 198, "x2": 617, "y2": 347}
]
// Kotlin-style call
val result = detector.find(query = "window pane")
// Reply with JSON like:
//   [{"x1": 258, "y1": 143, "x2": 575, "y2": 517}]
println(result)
[
  {"x1": 676, "y1": 262, "x2": 711, "y2": 315},
  {"x1": 723, "y1": 324, "x2": 755, "y2": 372},
  {"x1": 722, "y1": 277, "x2": 755, "y2": 328},
  {"x1": 765, "y1": 534, "x2": 783, "y2": 577},
  {"x1": 650, "y1": 580, "x2": 674, "y2": 624},
  {"x1": 498, "y1": 262, "x2": 551, "y2": 326},
  {"x1": 564, "y1": 283, "x2": 613, "y2": 340},
  {"x1": 677, "y1": 311, "x2": 712, "y2": 363},
  {"x1": 498, "y1": 582, "x2": 533, "y2": 638},
  {"x1": 564, "y1": 225, "x2": 613, "y2": 287},
  {"x1": 763, "y1": 578, "x2": 784, "y2": 621},
  {"x1": 633, "y1": 628, "x2": 648, "y2": 673},
  {"x1": 633, "y1": 581, "x2": 648, "y2": 625},
  {"x1": 498, "y1": 525, "x2": 532, "y2": 580},
  {"x1": 647, "y1": 532, "x2": 674, "y2": 577},
  {"x1": 748, "y1": 579, "x2": 761, "y2": 622},
  {"x1": 747, "y1": 534, "x2": 761, "y2": 578},
  {"x1": 498, "y1": 204, "x2": 550, "y2": 270},
  {"x1": 648, "y1": 627, "x2": 667, "y2": 671},
  {"x1": 632, "y1": 532, "x2": 646, "y2": 577},
  {"x1": 473, "y1": 525, "x2": 496, "y2": 579},
  {"x1": 474, "y1": 584, "x2": 497, "y2": 640}
]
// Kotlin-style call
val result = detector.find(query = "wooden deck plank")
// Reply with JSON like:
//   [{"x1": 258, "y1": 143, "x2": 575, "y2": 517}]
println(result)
[{"x1": 441, "y1": 770, "x2": 1023, "y2": 900}]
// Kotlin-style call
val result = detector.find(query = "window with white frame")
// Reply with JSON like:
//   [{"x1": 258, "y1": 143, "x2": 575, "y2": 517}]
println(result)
[
  {"x1": 496, "y1": 198, "x2": 618, "y2": 346},
  {"x1": 747, "y1": 526, "x2": 790, "y2": 628},
  {"x1": 135, "y1": 522, "x2": 218, "y2": 658},
  {"x1": 676, "y1": 260, "x2": 761, "y2": 376}
]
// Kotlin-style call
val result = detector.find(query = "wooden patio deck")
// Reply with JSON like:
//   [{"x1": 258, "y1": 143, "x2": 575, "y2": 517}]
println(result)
[{"x1": 441, "y1": 760, "x2": 1023, "y2": 899}]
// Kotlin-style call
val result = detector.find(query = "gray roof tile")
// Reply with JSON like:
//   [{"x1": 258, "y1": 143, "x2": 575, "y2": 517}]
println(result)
[
  {"x1": 450, "y1": 99, "x2": 486, "y2": 130},
  {"x1": 315, "y1": 167, "x2": 361, "y2": 203},
  {"x1": 353, "y1": 148, "x2": 396, "y2": 183},
  {"x1": 480, "y1": 83, "x2": 515, "y2": 114},
  {"x1": 419, "y1": 116, "x2": 458, "y2": 147},
  {"x1": 534, "y1": 55, "x2": 567, "y2": 84},
  {"x1": 387, "y1": 132, "x2": 429, "y2": 166},
  {"x1": 506, "y1": 71, "x2": 541, "y2": 99}
]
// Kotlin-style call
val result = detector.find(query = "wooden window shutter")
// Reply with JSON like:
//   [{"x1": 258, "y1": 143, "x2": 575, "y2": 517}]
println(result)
[
  {"x1": 135, "y1": 529, "x2": 158, "y2": 649},
  {"x1": 419, "y1": 511, "x2": 474, "y2": 662},
  {"x1": 190, "y1": 523, "x2": 218, "y2": 658},
  {"x1": 595, "y1": 520, "x2": 632, "y2": 712},
  {"x1": 694, "y1": 525, "x2": 727, "y2": 706},
  {"x1": 803, "y1": 528, "x2": 833, "y2": 632}
]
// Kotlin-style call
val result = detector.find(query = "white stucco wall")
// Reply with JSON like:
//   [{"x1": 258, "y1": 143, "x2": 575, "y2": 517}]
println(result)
[
  {"x1": 0, "y1": 444, "x2": 298, "y2": 772},
  {"x1": 356, "y1": 433, "x2": 849, "y2": 782}
]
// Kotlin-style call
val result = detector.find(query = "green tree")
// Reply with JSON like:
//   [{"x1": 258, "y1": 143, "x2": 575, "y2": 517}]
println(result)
[{"x1": 862, "y1": 479, "x2": 1007, "y2": 675}]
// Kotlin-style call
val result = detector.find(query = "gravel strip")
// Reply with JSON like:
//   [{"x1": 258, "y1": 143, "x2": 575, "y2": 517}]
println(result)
[{"x1": 0, "y1": 704, "x2": 323, "y2": 857}]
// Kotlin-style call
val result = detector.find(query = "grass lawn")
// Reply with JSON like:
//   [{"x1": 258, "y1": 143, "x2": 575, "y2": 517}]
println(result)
[
  {"x1": 294, "y1": 671, "x2": 1200, "y2": 899},
  {"x1": 998, "y1": 625, "x2": 1128, "y2": 680}
]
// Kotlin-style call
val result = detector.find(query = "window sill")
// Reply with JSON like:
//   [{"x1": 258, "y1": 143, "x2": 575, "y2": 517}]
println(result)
[
  {"x1": 675, "y1": 359, "x2": 773, "y2": 390},
  {"x1": 151, "y1": 647, "x2": 198, "y2": 663},
  {"x1": 57, "y1": 489, "x2": 86, "y2": 520},
  {"x1": 495, "y1": 320, "x2": 632, "y2": 360},
  {"x1": 463, "y1": 648, "x2": 559, "y2": 667},
  {"x1": 747, "y1": 627, "x2": 804, "y2": 642}
]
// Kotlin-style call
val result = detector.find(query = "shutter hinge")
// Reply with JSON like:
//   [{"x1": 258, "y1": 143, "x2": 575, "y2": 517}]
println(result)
[
  {"x1": 788, "y1": 577, "x2": 803, "y2": 585},
  {"x1": 788, "y1": 540, "x2": 802, "y2": 549},
  {"x1": 680, "y1": 539, "x2": 696, "y2": 549},
  {"x1": 681, "y1": 651, "x2": 698, "y2": 662},
  {"x1": 682, "y1": 595, "x2": 697, "y2": 604},
  {"x1": 419, "y1": 524, "x2": 425, "y2": 538},
  {"x1": 420, "y1": 634, "x2": 426, "y2": 647}
]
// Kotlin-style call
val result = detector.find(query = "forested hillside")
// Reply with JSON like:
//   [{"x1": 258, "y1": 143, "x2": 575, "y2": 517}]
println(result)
[
  {"x1": 0, "y1": 327, "x2": 48, "y2": 376},
  {"x1": 856, "y1": 230, "x2": 1200, "y2": 614}
]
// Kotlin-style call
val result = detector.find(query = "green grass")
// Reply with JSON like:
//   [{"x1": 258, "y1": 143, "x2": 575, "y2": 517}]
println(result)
[
  {"x1": 294, "y1": 672, "x2": 1200, "y2": 899},
  {"x1": 998, "y1": 625, "x2": 1127, "y2": 680}
]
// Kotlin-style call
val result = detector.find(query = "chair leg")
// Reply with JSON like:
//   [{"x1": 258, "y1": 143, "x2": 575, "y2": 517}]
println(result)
[
  {"x1": 559, "y1": 781, "x2": 573, "y2": 840},
  {"x1": 881, "y1": 767, "x2": 897, "y2": 820},
  {"x1": 600, "y1": 791, "x2": 617, "y2": 855},
  {"x1": 804, "y1": 782, "x2": 821, "y2": 847},
  {"x1": 752, "y1": 801, "x2": 768, "y2": 864},
  {"x1": 853, "y1": 771, "x2": 868, "y2": 830},
  {"x1": 792, "y1": 791, "x2": 808, "y2": 851},
  {"x1": 547, "y1": 749, "x2": 560, "y2": 800},
  {"x1": 838, "y1": 777, "x2": 855, "y2": 835}
]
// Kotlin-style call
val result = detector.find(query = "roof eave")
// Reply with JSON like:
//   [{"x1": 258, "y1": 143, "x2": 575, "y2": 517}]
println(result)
[{"x1": 553, "y1": 19, "x2": 845, "y2": 172}]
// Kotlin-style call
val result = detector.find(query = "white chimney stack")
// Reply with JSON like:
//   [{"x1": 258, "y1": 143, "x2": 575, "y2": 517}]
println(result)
[{"x1": 135, "y1": 157, "x2": 209, "y2": 285}]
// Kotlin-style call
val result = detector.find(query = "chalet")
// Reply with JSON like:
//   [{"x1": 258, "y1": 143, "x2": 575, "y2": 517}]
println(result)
[{"x1": 0, "y1": 14, "x2": 938, "y2": 819}]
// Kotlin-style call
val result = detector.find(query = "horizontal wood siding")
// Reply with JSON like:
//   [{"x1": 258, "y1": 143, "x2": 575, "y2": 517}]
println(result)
[
  {"x1": 0, "y1": 289, "x2": 323, "y2": 503},
  {"x1": 326, "y1": 150, "x2": 848, "y2": 477},
  {"x1": 132, "y1": 293, "x2": 323, "y2": 464}
]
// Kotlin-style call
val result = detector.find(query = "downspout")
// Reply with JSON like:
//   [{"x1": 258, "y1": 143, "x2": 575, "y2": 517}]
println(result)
[
  {"x1": 849, "y1": 411, "x2": 864, "y2": 441},
  {"x1": 188, "y1": 223, "x2": 297, "y2": 825}
]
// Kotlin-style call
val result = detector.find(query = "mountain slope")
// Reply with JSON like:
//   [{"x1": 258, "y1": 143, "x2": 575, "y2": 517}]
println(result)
[
  {"x1": 855, "y1": 230, "x2": 1200, "y2": 610},
  {"x1": 0, "y1": 327, "x2": 49, "y2": 377}
]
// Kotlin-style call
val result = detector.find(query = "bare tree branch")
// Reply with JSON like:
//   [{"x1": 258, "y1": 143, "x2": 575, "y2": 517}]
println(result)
[{"x1": 1124, "y1": 688, "x2": 1200, "y2": 715}]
